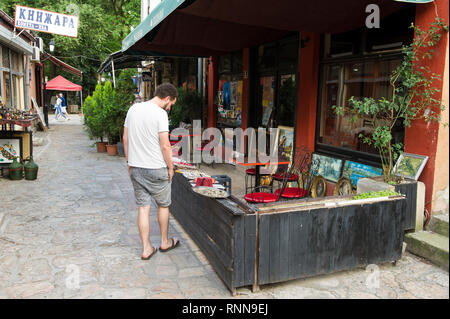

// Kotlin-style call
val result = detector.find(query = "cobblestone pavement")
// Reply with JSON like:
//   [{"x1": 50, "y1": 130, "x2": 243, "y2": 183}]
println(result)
[{"x1": 0, "y1": 114, "x2": 448, "y2": 299}]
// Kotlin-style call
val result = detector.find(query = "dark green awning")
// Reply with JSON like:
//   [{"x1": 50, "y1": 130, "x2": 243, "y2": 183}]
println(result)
[{"x1": 122, "y1": 0, "x2": 187, "y2": 53}]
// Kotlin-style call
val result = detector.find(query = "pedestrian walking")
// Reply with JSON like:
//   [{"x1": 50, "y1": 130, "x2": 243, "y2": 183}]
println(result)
[
  {"x1": 54, "y1": 94, "x2": 67, "y2": 120},
  {"x1": 123, "y1": 83, "x2": 180, "y2": 260},
  {"x1": 59, "y1": 93, "x2": 70, "y2": 120}
]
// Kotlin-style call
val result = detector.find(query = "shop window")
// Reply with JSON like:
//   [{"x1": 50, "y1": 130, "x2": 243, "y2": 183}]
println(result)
[
  {"x1": 3, "y1": 72, "x2": 11, "y2": 107},
  {"x1": 317, "y1": 6, "x2": 414, "y2": 162},
  {"x1": 258, "y1": 44, "x2": 276, "y2": 70},
  {"x1": 318, "y1": 58, "x2": 402, "y2": 155},
  {"x1": 278, "y1": 40, "x2": 298, "y2": 70},
  {"x1": 322, "y1": 29, "x2": 362, "y2": 59},
  {"x1": 217, "y1": 51, "x2": 243, "y2": 127},
  {"x1": 2, "y1": 47, "x2": 9, "y2": 67},
  {"x1": 276, "y1": 74, "x2": 296, "y2": 127}
]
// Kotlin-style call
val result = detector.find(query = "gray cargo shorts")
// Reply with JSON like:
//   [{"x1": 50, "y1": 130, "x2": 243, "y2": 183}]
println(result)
[{"x1": 129, "y1": 167, "x2": 171, "y2": 208}]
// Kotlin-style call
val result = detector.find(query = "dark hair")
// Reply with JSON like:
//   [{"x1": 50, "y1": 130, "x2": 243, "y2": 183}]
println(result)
[{"x1": 155, "y1": 83, "x2": 178, "y2": 100}]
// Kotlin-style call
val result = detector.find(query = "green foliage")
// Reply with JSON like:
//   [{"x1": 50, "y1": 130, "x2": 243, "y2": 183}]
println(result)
[
  {"x1": 2, "y1": 0, "x2": 140, "y2": 97},
  {"x1": 353, "y1": 190, "x2": 401, "y2": 200},
  {"x1": 170, "y1": 87, "x2": 203, "y2": 128},
  {"x1": 333, "y1": 16, "x2": 449, "y2": 183},
  {"x1": 83, "y1": 70, "x2": 135, "y2": 144},
  {"x1": 83, "y1": 83, "x2": 106, "y2": 141}
]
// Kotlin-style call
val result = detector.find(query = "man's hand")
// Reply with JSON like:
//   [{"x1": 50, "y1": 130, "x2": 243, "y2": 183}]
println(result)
[
  {"x1": 168, "y1": 167, "x2": 174, "y2": 183},
  {"x1": 128, "y1": 165, "x2": 131, "y2": 176}
]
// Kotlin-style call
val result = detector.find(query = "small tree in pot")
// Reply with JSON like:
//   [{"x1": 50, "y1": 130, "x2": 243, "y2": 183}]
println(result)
[
  {"x1": 333, "y1": 17, "x2": 449, "y2": 183},
  {"x1": 83, "y1": 83, "x2": 107, "y2": 152}
]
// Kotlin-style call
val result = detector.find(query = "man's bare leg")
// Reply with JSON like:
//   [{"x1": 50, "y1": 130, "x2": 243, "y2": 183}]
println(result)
[
  {"x1": 138, "y1": 205, "x2": 155, "y2": 258},
  {"x1": 158, "y1": 206, "x2": 178, "y2": 250}
]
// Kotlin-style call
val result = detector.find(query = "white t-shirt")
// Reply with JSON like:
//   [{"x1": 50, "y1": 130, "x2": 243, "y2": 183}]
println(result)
[{"x1": 124, "y1": 101, "x2": 169, "y2": 169}]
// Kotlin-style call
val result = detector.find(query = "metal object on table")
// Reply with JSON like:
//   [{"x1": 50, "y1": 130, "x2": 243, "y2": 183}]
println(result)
[
  {"x1": 211, "y1": 174, "x2": 232, "y2": 197},
  {"x1": 192, "y1": 186, "x2": 229, "y2": 198}
]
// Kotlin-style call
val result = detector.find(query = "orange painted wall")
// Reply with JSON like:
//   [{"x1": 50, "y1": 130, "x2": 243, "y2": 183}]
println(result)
[
  {"x1": 295, "y1": 32, "x2": 321, "y2": 154},
  {"x1": 404, "y1": 0, "x2": 449, "y2": 213}
]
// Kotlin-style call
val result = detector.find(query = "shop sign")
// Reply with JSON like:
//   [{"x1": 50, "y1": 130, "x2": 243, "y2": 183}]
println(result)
[
  {"x1": 142, "y1": 72, "x2": 152, "y2": 82},
  {"x1": 15, "y1": 5, "x2": 79, "y2": 37}
]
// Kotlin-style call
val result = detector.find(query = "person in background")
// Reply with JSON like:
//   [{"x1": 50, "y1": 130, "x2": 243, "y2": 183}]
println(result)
[
  {"x1": 59, "y1": 93, "x2": 70, "y2": 120},
  {"x1": 54, "y1": 94, "x2": 67, "y2": 120}
]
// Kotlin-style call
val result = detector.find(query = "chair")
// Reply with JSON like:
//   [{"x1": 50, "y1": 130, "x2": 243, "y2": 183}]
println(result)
[
  {"x1": 244, "y1": 166, "x2": 272, "y2": 194},
  {"x1": 273, "y1": 148, "x2": 316, "y2": 200},
  {"x1": 244, "y1": 164, "x2": 292, "y2": 204}
]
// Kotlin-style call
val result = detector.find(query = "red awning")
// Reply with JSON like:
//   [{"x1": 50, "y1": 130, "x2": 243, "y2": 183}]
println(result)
[{"x1": 46, "y1": 75, "x2": 82, "y2": 91}]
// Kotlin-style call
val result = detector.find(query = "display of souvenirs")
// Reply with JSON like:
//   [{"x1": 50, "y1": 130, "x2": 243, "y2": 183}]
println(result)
[
  {"x1": 0, "y1": 107, "x2": 35, "y2": 121},
  {"x1": 192, "y1": 186, "x2": 229, "y2": 198},
  {"x1": 333, "y1": 177, "x2": 354, "y2": 196},
  {"x1": 173, "y1": 157, "x2": 197, "y2": 169}
]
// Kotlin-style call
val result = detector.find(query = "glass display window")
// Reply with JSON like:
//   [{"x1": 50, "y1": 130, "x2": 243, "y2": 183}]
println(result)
[
  {"x1": 217, "y1": 51, "x2": 243, "y2": 127},
  {"x1": 318, "y1": 58, "x2": 402, "y2": 154}
]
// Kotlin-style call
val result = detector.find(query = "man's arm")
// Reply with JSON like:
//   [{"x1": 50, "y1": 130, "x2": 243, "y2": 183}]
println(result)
[
  {"x1": 123, "y1": 127, "x2": 129, "y2": 175},
  {"x1": 159, "y1": 131, "x2": 174, "y2": 182}
]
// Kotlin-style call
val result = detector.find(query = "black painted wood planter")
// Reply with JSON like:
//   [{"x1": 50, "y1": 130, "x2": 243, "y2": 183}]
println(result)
[
  {"x1": 171, "y1": 173, "x2": 407, "y2": 294},
  {"x1": 394, "y1": 180, "x2": 418, "y2": 231}
]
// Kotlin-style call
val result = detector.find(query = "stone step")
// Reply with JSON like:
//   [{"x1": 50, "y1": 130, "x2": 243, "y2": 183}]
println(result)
[
  {"x1": 404, "y1": 231, "x2": 449, "y2": 271},
  {"x1": 428, "y1": 214, "x2": 449, "y2": 237}
]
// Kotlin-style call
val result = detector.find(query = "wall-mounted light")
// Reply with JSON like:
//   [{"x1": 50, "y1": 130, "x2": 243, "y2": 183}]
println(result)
[{"x1": 49, "y1": 39, "x2": 55, "y2": 53}]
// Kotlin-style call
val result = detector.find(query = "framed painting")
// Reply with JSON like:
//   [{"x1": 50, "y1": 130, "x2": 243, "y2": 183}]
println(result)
[
  {"x1": 0, "y1": 137, "x2": 22, "y2": 165},
  {"x1": 310, "y1": 153, "x2": 343, "y2": 183},
  {"x1": 393, "y1": 153, "x2": 428, "y2": 180},
  {"x1": 276, "y1": 126, "x2": 294, "y2": 164},
  {"x1": 342, "y1": 160, "x2": 383, "y2": 188}
]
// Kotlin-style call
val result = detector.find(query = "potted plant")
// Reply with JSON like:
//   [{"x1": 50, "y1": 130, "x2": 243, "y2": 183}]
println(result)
[
  {"x1": 169, "y1": 87, "x2": 203, "y2": 130},
  {"x1": 102, "y1": 81, "x2": 119, "y2": 156},
  {"x1": 83, "y1": 83, "x2": 107, "y2": 152}
]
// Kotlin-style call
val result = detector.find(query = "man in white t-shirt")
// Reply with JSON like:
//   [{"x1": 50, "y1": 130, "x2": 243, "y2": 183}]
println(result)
[{"x1": 123, "y1": 83, "x2": 180, "y2": 260}]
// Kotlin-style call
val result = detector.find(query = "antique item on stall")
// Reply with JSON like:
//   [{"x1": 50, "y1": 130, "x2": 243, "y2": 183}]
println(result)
[
  {"x1": 310, "y1": 153, "x2": 343, "y2": 183},
  {"x1": 333, "y1": 177, "x2": 353, "y2": 196},
  {"x1": 393, "y1": 153, "x2": 429, "y2": 181},
  {"x1": 311, "y1": 175, "x2": 327, "y2": 198},
  {"x1": 342, "y1": 160, "x2": 383, "y2": 188},
  {"x1": 0, "y1": 137, "x2": 21, "y2": 164},
  {"x1": 24, "y1": 156, "x2": 39, "y2": 180},
  {"x1": 211, "y1": 175, "x2": 232, "y2": 196},
  {"x1": 275, "y1": 126, "x2": 294, "y2": 164},
  {"x1": 8, "y1": 157, "x2": 23, "y2": 180},
  {"x1": 192, "y1": 186, "x2": 229, "y2": 198},
  {"x1": 299, "y1": 171, "x2": 314, "y2": 194},
  {"x1": 173, "y1": 158, "x2": 196, "y2": 169},
  {"x1": 178, "y1": 169, "x2": 209, "y2": 180},
  {"x1": 195, "y1": 177, "x2": 215, "y2": 187}
]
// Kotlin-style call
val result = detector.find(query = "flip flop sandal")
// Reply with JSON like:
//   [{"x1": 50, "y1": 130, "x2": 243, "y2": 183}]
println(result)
[
  {"x1": 141, "y1": 247, "x2": 157, "y2": 260},
  {"x1": 159, "y1": 238, "x2": 180, "y2": 252}
]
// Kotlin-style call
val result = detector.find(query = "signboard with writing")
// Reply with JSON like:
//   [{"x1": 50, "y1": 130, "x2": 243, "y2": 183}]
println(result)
[
  {"x1": 142, "y1": 72, "x2": 152, "y2": 82},
  {"x1": 15, "y1": 5, "x2": 79, "y2": 37}
]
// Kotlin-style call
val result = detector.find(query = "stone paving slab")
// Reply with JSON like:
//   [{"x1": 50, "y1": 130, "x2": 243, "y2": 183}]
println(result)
[{"x1": 0, "y1": 114, "x2": 448, "y2": 299}]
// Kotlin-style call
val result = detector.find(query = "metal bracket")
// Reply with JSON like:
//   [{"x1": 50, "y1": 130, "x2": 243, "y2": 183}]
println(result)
[{"x1": 12, "y1": 27, "x2": 26, "y2": 39}]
